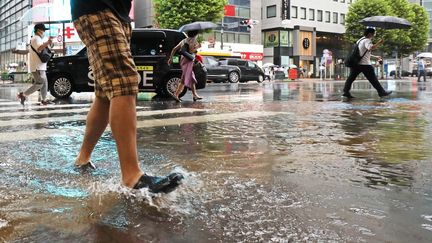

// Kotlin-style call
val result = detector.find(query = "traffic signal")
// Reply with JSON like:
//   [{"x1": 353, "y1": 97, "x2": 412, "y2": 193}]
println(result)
[{"x1": 240, "y1": 19, "x2": 259, "y2": 28}]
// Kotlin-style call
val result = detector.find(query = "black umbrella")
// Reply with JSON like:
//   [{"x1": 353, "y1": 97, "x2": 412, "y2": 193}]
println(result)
[
  {"x1": 359, "y1": 16, "x2": 412, "y2": 29},
  {"x1": 179, "y1": 21, "x2": 218, "y2": 32}
]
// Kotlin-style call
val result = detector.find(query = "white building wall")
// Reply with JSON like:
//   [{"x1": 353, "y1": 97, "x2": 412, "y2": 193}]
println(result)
[{"x1": 261, "y1": 0, "x2": 351, "y2": 33}]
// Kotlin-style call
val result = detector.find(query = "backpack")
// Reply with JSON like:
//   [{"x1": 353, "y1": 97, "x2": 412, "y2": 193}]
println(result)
[
  {"x1": 30, "y1": 42, "x2": 53, "y2": 63},
  {"x1": 345, "y1": 37, "x2": 368, "y2": 68}
]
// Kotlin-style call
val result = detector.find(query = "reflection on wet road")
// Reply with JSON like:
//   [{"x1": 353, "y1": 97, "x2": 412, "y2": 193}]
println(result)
[{"x1": 1, "y1": 80, "x2": 432, "y2": 242}]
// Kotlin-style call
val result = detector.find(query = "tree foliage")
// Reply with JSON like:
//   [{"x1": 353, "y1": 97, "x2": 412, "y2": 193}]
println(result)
[
  {"x1": 345, "y1": 0, "x2": 429, "y2": 56},
  {"x1": 154, "y1": 0, "x2": 227, "y2": 30}
]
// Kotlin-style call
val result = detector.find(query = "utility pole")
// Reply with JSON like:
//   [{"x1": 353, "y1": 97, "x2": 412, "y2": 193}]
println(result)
[{"x1": 220, "y1": 17, "x2": 224, "y2": 50}]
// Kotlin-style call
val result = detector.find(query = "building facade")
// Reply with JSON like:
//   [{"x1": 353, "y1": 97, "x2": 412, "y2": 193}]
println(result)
[
  {"x1": 0, "y1": 0, "x2": 31, "y2": 72},
  {"x1": 261, "y1": 0, "x2": 353, "y2": 77}
]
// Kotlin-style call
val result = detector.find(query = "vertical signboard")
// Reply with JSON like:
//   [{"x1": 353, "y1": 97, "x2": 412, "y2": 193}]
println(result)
[{"x1": 281, "y1": 0, "x2": 290, "y2": 20}]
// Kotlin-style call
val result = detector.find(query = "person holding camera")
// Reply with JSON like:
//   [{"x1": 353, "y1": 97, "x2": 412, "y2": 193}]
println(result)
[
  {"x1": 17, "y1": 24, "x2": 53, "y2": 106},
  {"x1": 342, "y1": 28, "x2": 392, "y2": 99}
]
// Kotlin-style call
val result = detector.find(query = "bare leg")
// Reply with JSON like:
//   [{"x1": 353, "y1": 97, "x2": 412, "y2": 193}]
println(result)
[
  {"x1": 75, "y1": 96, "x2": 110, "y2": 165},
  {"x1": 109, "y1": 95, "x2": 143, "y2": 187},
  {"x1": 174, "y1": 81, "x2": 185, "y2": 98},
  {"x1": 191, "y1": 84, "x2": 202, "y2": 99}
]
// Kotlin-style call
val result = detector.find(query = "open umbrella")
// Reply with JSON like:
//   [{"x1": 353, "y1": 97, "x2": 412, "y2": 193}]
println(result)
[
  {"x1": 416, "y1": 52, "x2": 432, "y2": 58},
  {"x1": 179, "y1": 21, "x2": 218, "y2": 32},
  {"x1": 359, "y1": 16, "x2": 412, "y2": 29},
  {"x1": 18, "y1": 2, "x2": 71, "y2": 24}
]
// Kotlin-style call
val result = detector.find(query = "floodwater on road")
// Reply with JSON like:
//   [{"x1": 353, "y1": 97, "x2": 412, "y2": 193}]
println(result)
[{"x1": 0, "y1": 80, "x2": 432, "y2": 242}]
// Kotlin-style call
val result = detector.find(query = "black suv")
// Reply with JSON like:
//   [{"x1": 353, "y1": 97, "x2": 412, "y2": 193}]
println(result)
[
  {"x1": 202, "y1": 56, "x2": 241, "y2": 83},
  {"x1": 220, "y1": 58, "x2": 265, "y2": 83},
  {"x1": 47, "y1": 28, "x2": 206, "y2": 99}
]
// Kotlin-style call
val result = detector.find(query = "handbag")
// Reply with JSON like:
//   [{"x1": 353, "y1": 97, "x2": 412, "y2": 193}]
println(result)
[{"x1": 30, "y1": 44, "x2": 53, "y2": 63}]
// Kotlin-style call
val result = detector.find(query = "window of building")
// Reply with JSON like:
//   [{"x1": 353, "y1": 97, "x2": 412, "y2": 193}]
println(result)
[
  {"x1": 309, "y1": 9, "x2": 315, "y2": 21},
  {"x1": 239, "y1": 34, "x2": 250, "y2": 44},
  {"x1": 291, "y1": 6, "x2": 298, "y2": 18},
  {"x1": 317, "y1": 10, "x2": 323, "y2": 22},
  {"x1": 333, "y1": 12, "x2": 338, "y2": 23},
  {"x1": 341, "y1": 0, "x2": 345, "y2": 2},
  {"x1": 300, "y1": 7, "x2": 306, "y2": 19},
  {"x1": 340, "y1": 13, "x2": 345, "y2": 25},
  {"x1": 325, "y1": 11, "x2": 331, "y2": 23},
  {"x1": 237, "y1": 7, "x2": 250, "y2": 18},
  {"x1": 267, "y1": 5, "x2": 276, "y2": 18}
]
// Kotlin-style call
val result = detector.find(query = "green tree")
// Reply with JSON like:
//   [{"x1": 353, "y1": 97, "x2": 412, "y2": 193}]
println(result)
[
  {"x1": 345, "y1": 0, "x2": 392, "y2": 44},
  {"x1": 153, "y1": 0, "x2": 227, "y2": 30},
  {"x1": 407, "y1": 3, "x2": 430, "y2": 53}
]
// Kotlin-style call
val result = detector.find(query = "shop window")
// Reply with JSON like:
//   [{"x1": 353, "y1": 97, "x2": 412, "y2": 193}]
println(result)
[{"x1": 239, "y1": 34, "x2": 250, "y2": 44}]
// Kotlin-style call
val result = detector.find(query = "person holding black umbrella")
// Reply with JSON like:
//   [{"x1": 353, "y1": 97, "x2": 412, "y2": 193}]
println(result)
[{"x1": 343, "y1": 27, "x2": 392, "y2": 99}]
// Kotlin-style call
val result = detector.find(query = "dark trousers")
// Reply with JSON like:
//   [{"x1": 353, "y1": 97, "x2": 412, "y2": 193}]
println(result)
[
  {"x1": 418, "y1": 70, "x2": 427, "y2": 82},
  {"x1": 343, "y1": 65, "x2": 386, "y2": 95}
]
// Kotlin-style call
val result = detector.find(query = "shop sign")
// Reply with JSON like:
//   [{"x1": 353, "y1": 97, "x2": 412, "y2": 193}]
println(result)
[
  {"x1": 264, "y1": 31, "x2": 279, "y2": 48},
  {"x1": 281, "y1": 0, "x2": 290, "y2": 20},
  {"x1": 240, "y1": 52, "x2": 263, "y2": 61},
  {"x1": 302, "y1": 38, "x2": 310, "y2": 49}
]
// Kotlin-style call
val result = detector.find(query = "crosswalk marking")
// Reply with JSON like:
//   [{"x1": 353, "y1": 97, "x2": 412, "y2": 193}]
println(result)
[
  {"x1": 0, "y1": 110, "x2": 284, "y2": 142},
  {"x1": 0, "y1": 103, "x2": 149, "y2": 112},
  {"x1": 0, "y1": 108, "x2": 205, "y2": 128}
]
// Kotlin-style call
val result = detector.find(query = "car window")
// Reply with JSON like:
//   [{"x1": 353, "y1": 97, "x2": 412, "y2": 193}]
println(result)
[
  {"x1": 238, "y1": 60, "x2": 247, "y2": 66},
  {"x1": 204, "y1": 56, "x2": 219, "y2": 66},
  {"x1": 247, "y1": 62, "x2": 255, "y2": 68},
  {"x1": 131, "y1": 31, "x2": 166, "y2": 56}
]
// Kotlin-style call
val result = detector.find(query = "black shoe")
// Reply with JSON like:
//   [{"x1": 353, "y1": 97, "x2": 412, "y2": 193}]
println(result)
[
  {"x1": 193, "y1": 96, "x2": 203, "y2": 102},
  {"x1": 342, "y1": 93, "x2": 355, "y2": 99},
  {"x1": 74, "y1": 161, "x2": 96, "y2": 171},
  {"x1": 133, "y1": 172, "x2": 184, "y2": 193},
  {"x1": 379, "y1": 91, "x2": 392, "y2": 97}
]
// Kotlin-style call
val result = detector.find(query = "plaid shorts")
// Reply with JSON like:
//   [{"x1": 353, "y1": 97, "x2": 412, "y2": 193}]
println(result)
[{"x1": 73, "y1": 9, "x2": 139, "y2": 99}]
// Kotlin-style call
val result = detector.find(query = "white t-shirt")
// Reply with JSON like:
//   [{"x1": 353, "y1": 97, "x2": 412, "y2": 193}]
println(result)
[
  {"x1": 29, "y1": 35, "x2": 47, "y2": 72},
  {"x1": 358, "y1": 37, "x2": 373, "y2": 65}
]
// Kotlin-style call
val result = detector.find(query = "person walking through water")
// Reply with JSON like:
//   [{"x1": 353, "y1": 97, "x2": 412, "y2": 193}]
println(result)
[
  {"x1": 168, "y1": 30, "x2": 203, "y2": 102},
  {"x1": 417, "y1": 57, "x2": 427, "y2": 82},
  {"x1": 17, "y1": 24, "x2": 53, "y2": 106},
  {"x1": 70, "y1": 0, "x2": 183, "y2": 193},
  {"x1": 342, "y1": 27, "x2": 392, "y2": 99}
]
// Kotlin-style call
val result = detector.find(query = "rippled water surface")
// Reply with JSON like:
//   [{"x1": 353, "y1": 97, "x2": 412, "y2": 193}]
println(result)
[{"x1": 1, "y1": 80, "x2": 432, "y2": 242}]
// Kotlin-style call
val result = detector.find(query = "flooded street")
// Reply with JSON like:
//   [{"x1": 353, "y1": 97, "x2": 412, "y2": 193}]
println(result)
[{"x1": 0, "y1": 79, "x2": 432, "y2": 242}]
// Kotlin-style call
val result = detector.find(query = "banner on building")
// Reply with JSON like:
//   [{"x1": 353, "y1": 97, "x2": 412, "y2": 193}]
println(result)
[
  {"x1": 280, "y1": 31, "x2": 290, "y2": 47},
  {"x1": 281, "y1": 0, "x2": 290, "y2": 20}
]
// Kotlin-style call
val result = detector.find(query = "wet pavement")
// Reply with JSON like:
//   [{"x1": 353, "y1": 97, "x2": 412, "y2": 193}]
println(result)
[{"x1": 0, "y1": 79, "x2": 432, "y2": 242}]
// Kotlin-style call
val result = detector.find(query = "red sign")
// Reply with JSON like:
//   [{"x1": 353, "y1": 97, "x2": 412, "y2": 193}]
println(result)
[
  {"x1": 240, "y1": 52, "x2": 263, "y2": 61},
  {"x1": 224, "y1": 5, "x2": 236, "y2": 17}
]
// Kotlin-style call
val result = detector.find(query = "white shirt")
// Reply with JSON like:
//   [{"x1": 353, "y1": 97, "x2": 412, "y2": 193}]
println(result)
[
  {"x1": 29, "y1": 35, "x2": 47, "y2": 72},
  {"x1": 358, "y1": 37, "x2": 373, "y2": 65}
]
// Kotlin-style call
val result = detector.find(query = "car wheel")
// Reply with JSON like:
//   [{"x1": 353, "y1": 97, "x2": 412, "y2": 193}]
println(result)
[
  {"x1": 164, "y1": 75, "x2": 187, "y2": 98},
  {"x1": 49, "y1": 74, "x2": 73, "y2": 99},
  {"x1": 257, "y1": 74, "x2": 264, "y2": 83},
  {"x1": 228, "y1": 71, "x2": 240, "y2": 83}
]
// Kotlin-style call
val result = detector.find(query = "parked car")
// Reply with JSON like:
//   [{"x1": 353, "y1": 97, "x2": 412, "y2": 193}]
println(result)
[
  {"x1": 201, "y1": 56, "x2": 241, "y2": 83},
  {"x1": 220, "y1": 58, "x2": 265, "y2": 83},
  {"x1": 389, "y1": 70, "x2": 411, "y2": 77},
  {"x1": 46, "y1": 28, "x2": 206, "y2": 99}
]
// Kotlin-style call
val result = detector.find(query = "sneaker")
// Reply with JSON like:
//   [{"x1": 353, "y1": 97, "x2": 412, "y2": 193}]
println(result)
[
  {"x1": 74, "y1": 161, "x2": 96, "y2": 171},
  {"x1": 17, "y1": 92, "x2": 26, "y2": 105},
  {"x1": 379, "y1": 91, "x2": 393, "y2": 97},
  {"x1": 133, "y1": 172, "x2": 184, "y2": 193},
  {"x1": 342, "y1": 93, "x2": 355, "y2": 99}
]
